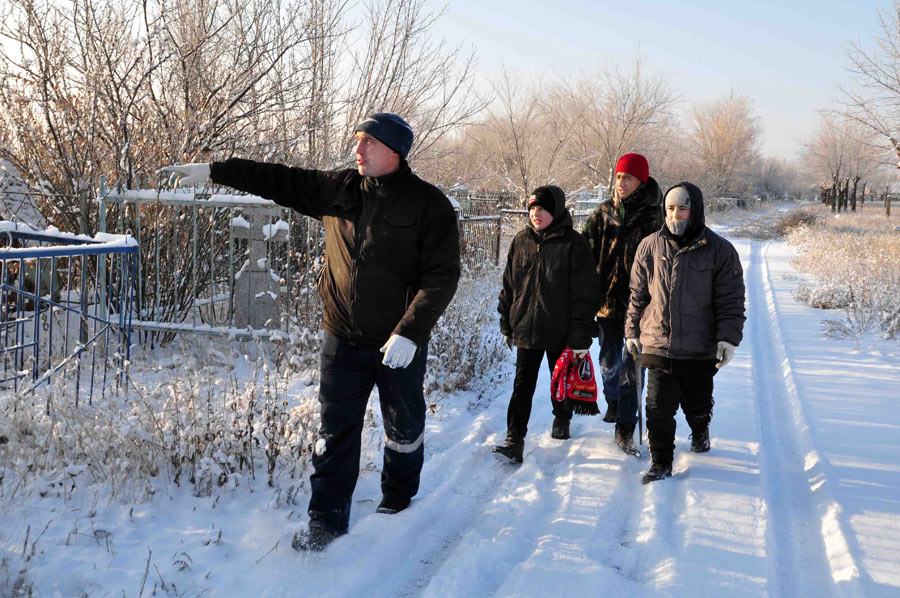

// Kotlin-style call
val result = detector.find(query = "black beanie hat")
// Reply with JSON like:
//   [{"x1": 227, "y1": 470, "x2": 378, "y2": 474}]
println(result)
[
  {"x1": 354, "y1": 112, "x2": 415, "y2": 159},
  {"x1": 527, "y1": 185, "x2": 563, "y2": 216}
]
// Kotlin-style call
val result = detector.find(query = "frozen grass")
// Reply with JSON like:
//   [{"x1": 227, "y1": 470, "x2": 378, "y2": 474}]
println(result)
[
  {"x1": 0, "y1": 271, "x2": 508, "y2": 507},
  {"x1": 785, "y1": 204, "x2": 900, "y2": 343}
]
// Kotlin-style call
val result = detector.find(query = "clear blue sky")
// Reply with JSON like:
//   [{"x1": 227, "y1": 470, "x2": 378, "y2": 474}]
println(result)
[{"x1": 432, "y1": 0, "x2": 891, "y2": 161}]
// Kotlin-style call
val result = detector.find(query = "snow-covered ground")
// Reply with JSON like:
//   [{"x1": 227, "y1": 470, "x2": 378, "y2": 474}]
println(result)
[{"x1": 2, "y1": 236, "x2": 899, "y2": 597}]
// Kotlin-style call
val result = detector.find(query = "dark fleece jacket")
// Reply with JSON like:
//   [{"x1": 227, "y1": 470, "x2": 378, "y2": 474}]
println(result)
[
  {"x1": 581, "y1": 177, "x2": 663, "y2": 321},
  {"x1": 210, "y1": 158, "x2": 460, "y2": 349},
  {"x1": 498, "y1": 186, "x2": 600, "y2": 351}
]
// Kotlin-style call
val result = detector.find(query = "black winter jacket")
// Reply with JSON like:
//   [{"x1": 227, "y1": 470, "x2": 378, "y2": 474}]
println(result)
[
  {"x1": 581, "y1": 177, "x2": 663, "y2": 321},
  {"x1": 498, "y1": 205, "x2": 599, "y2": 351},
  {"x1": 210, "y1": 159, "x2": 461, "y2": 348},
  {"x1": 625, "y1": 182, "x2": 745, "y2": 360}
]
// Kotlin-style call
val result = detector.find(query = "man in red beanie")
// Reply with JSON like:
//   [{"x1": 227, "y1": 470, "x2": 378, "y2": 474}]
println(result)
[{"x1": 581, "y1": 153, "x2": 663, "y2": 456}]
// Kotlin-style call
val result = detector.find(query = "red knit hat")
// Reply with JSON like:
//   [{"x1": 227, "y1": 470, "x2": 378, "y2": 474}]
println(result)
[{"x1": 614, "y1": 153, "x2": 649, "y2": 183}]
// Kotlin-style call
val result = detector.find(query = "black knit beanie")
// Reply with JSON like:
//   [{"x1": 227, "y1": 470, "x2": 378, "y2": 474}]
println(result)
[
  {"x1": 353, "y1": 112, "x2": 415, "y2": 159},
  {"x1": 527, "y1": 185, "x2": 563, "y2": 216}
]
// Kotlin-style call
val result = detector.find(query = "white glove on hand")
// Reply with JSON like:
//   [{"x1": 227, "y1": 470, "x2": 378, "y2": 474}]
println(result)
[
  {"x1": 715, "y1": 341, "x2": 735, "y2": 369},
  {"x1": 380, "y1": 334, "x2": 417, "y2": 369},
  {"x1": 572, "y1": 348, "x2": 589, "y2": 358},
  {"x1": 160, "y1": 163, "x2": 211, "y2": 187},
  {"x1": 625, "y1": 337, "x2": 641, "y2": 359}
]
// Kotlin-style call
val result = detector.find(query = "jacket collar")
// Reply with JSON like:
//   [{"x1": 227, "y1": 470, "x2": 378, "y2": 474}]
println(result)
[{"x1": 362, "y1": 161, "x2": 411, "y2": 191}]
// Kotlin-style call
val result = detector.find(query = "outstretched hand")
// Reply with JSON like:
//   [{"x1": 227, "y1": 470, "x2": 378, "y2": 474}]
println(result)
[{"x1": 160, "y1": 163, "x2": 211, "y2": 187}]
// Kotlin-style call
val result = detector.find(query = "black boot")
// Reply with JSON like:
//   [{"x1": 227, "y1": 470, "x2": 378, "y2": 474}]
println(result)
[
  {"x1": 376, "y1": 495, "x2": 411, "y2": 514},
  {"x1": 551, "y1": 417, "x2": 570, "y2": 440},
  {"x1": 641, "y1": 462, "x2": 673, "y2": 485},
  {"x1": 602, "y1": 400, "x2": 618, "y2": 423},
  {"x1": 615, "y1": 423, "x2": 641, "y2": 457},
  {"x1": 690, "y1": 425, "x2": 710, "y2": 453},
  {"x1": 292, "y1": 519, "x2": 342, "y2": 552},
  {"x1": 492, "y1": 437, "x2": 524, "y2": 464}
]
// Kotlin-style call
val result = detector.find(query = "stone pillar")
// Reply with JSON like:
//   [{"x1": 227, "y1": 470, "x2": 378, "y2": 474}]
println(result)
[{"x1": 232, "y1": 206, "x2": 289, "y2": 329}]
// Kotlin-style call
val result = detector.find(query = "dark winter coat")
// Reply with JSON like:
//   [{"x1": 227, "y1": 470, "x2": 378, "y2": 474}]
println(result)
[
  {"x1": 581, "y1": 177, "x2": 663, "y2": 321},
  {"x1": 625, "y1": 182, "x2": 745, "y2": 360},
  {"x1": 498, "y1": 201, "x2": 600, "y2": 352},
  {"x1": 210, "y1": 158, "x2": 461, "y2": 349}
]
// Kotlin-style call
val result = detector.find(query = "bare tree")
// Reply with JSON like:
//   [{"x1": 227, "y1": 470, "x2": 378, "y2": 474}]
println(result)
[
  {"x1": 752, "y1": 157, "x2": 802, "y2": 200},
  {"x1": 571, "y1": 54, "x2": 677, "y2": 193},
  {"x1": 340, "y1": 0, "x2": 487, "y2": 165},
  {"x1": 467, "y1": 68, "x2": 583, "y2": 197},
  {"x1": 688, "y1": 92, "x2": 761, "y2": 196},
  {"x1": 841, "y1": 1, "x2": 900, "y2": 168},
  {"x1": 0, "y1": 0, "x2": 482, "y2": 232},
  {"x1": 803, "y1": 114, "x2": 884, "y2": 211}
]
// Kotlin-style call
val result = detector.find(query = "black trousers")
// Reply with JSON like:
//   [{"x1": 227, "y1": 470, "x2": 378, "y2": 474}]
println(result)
[
  {"x1": 645, "y1": 360, "x2": 717, "y2": 466},
  {"x1": 308, "y1": 331, "x2": 428, "y2": 534},
  {"x1": 506, "y1": 347, "x2": 573, "y2": 440}
]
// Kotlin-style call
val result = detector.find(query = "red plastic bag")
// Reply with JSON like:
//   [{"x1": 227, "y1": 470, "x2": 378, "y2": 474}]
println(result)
[{"x1": 551, "y1": 348, "x2": 599, "y2": 416}]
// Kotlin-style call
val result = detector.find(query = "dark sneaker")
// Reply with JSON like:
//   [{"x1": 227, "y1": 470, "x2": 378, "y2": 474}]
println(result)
[
  {"x1": 550, "y1": 418, "x2": 570, "y2": 440},
  {"x1": 376, "y1": 496, "x2": 410, "y2": 515},
  {"x1": 641, "y1": 463, "x2": 673, "y2": 485},
  {"x1": 602, "y1": 400, "x2": 618, "y2": 423},
  {"x1": 614, "y1": 423, "x2": 641, "y2": 458},
  {"x1": 690, "y1": 427, "x2": 710, "y2": 453},
  {"x1": 492, "y1": 438, "x2": 524, "y2": 464},
  {"x1": 292, "y1": 520, "x2": 341, "y2": 552}
]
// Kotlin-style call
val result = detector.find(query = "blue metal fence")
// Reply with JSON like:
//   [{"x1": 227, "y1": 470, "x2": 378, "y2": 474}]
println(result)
[{"x1": 0, "y1": 224, "x2": 139, "y2": 405}]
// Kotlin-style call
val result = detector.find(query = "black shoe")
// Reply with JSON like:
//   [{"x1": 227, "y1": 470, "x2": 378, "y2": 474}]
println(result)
[
  {"x1": 641, "y1": 462, "x2": 673, "y2": 485},
  {"x1": 550, "y1": 418, "x2": 570, "y2": 440},
  {"x1": 376, "y1": 496, "x2": 410, "y2": 515},
  {"x1": 292, "y1": 520, "x2": 341, "y2": 552},
  {"x1": 602, "y1": 400, "x2": 618, "y2": 423},
  {"x1": 492, "y1": 437, "x2": 524, "y2": 464},
  {"x1": 690, "y1": 426, "x2": 710, "y2": 453},
  {"x1": 615, "y1": 423, "x2": 641, "y2": 458}
]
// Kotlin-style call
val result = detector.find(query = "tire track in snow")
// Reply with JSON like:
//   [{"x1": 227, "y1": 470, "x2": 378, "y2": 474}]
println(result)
[
  {"x1": 748, "y1": 241, "x2": 864, "y2": 598},
  {"x1": 631, "y1": 455, "x2": 690, "y2": 592}
]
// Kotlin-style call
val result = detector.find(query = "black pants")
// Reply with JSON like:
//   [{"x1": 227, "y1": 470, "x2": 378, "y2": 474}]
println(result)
[
  {"x1": 308, "y1": 331, "x2": 428, "y2": 534},
  {"x1": 506, "y1": 347, "x2": 573, "y2": 440},
  {"x1": 645, "y1": 360, "x2": 717, "y2": 466}
]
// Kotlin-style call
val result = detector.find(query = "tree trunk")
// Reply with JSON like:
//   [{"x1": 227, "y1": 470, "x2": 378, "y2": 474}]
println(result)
[
  {"x1": 851, "y1": 176, "x2": 859, "y2": 211},
  {"x1": 831, "y1": 178, "x2": 838, "y2": 212}
]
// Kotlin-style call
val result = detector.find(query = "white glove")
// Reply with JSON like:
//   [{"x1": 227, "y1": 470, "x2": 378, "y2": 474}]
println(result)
[
  {"x1": 160, "y1": 163, "x2": 211, "y2": 187},
  {"x1": 572, "y1": 348, "x2": 589, "y2": 358},
  {"x1": 625, "y1": 337, "x2": 641, "y2": 359},
  {"x1": 380, "y1": 334, "x2": 417, "y2": 369},
  {"x1": 715, "y1": 341, "x2": 735, "y2": 369}
]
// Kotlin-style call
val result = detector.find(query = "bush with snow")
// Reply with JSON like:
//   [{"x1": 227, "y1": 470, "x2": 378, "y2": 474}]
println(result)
[
  {"x1": 786, "y1": 205, "x2": 900, "y2": 341},
  {"x1": 0, "y1": 271, "x2": 509, "y2": 503}
]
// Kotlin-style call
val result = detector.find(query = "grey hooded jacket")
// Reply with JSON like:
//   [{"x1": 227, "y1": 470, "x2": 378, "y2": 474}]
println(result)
[{"x1": 624, "y1": 182, "x2": 745, "y2": 360}]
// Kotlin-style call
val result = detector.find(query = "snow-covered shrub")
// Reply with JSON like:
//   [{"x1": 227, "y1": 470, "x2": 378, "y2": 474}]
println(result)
[
  {"x1": 0, "y1": 269, "x2": 510, "y2": 501},
  {"x1": 787, "y1": 206, "x2": 900, "y2": 340},
  {"x1": 426, "y1": 267, "x2": 509, "y2": 405}
]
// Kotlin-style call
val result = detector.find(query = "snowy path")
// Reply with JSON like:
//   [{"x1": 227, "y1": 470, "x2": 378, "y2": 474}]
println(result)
[{"x1": 3, "y1": 238, "x2": 900, "y2": 597}]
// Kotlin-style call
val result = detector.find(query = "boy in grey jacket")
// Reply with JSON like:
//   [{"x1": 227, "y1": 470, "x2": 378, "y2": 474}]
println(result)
[{"x1": 625, "y1": 182, "x2": 745, "y2": 484}]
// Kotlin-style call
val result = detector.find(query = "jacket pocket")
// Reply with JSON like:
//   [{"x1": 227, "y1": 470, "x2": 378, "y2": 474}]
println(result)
[{"x1": 687, "y1": 260, "x2": 713, "y2": 303}]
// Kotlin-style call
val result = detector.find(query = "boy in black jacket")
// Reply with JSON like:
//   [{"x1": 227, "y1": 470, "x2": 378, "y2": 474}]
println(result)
[{"x1": 494, "y1": 186, "x2": 600, "y2": 463}]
